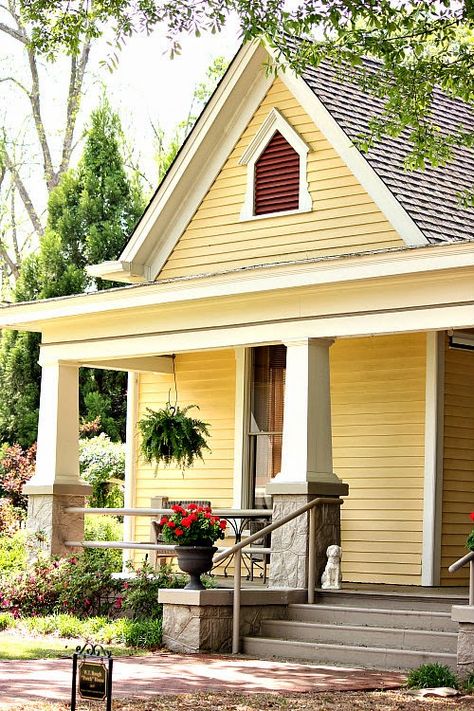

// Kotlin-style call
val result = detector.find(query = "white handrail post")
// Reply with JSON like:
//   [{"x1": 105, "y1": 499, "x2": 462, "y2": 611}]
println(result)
[
  {"x1": 470, "y1": 560, "x2": 474, "y2": 606},
  {"x1": 232, "y1": 548, "x2": 242, "y2": 654},
  {"x1": 308, "y1": 505, "x2": 316, "y2": 604}
]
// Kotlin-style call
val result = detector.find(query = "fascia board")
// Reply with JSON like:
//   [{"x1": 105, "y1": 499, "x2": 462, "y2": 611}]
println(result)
[
  {"x1": 119, "y1": 41, "x2": 273, "y2": 278},
  {"x1": 272, "y1": 61, "x2": 428, "y2": 247},
  {"x1": 2, "y1": 241, "x2": 474, "y2": 329}
]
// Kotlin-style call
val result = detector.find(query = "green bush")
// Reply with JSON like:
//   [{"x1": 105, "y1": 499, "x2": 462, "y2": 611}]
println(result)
[
  {"x1": 84, "y1": 515, "x2": 123, "y2": 571},
  {"x1": 0, "y1": 530, "x2": 28, "y2": 572},
  {"x1": 121, "y1": 562, "x2": 186, "y2": 620},
  {"x1": 80, "y1": 434, "x2": 125, "y2": 509},
  {"x1": 464, "y1": 671, "x2": 474, "y2": 694},
  {"x1": 121, "y1": 618, "x2": 162, "y2": 649},
  {"x1": 406, "y1": 662, "x2": 458, "y2": 689},
  {"x1": 0, "y1": 612, "x2": 14, "y2": 631}
]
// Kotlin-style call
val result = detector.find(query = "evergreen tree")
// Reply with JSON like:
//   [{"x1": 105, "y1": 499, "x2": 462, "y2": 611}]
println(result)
[{"x1": 0, "y1": 97, "x2": 145, "y2": 446}]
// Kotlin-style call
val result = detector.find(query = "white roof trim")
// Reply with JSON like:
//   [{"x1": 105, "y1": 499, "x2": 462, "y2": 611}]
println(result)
[
  {"x1": 239, "y1": 107, "x2": 309, "y2": 165},
  {"x1": 91, "y1": 40, "x2": 429, "y2": 284}
]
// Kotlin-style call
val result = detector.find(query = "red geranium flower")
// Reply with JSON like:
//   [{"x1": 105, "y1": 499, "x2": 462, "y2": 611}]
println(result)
[
  {"x1": 219, "y1": 520, "x2": 227, "y2": 530},
  {"x1": 175, "y1": 528, "x2": 184, "y2": 536},
  {"x1": 188, "y1": 503, "x2": 198, "y2": 510},
  {"x1": 470, "y1": 512, "x2": 474, "y2": 522}
]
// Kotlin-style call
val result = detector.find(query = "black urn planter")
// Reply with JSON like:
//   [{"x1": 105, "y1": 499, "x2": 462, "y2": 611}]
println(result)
[{"x1": 175, "y1": 545, "x2": 217, "y2": 590}]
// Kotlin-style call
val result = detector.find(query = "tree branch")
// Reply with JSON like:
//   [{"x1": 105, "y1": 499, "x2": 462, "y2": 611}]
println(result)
[
  {"x1": 2, "y1": 145, "x2": 44, "y2": 238},
  {"x1": 58, "y1": 36, "x2": 91, "y2": 181},
  {"x1": 0, "y1": 20, "x2": 26, "y2": 43}
]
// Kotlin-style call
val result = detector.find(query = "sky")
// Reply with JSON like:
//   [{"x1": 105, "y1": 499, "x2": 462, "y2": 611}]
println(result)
[{"x1": 87, "y1": 21, "x2": 242, "y2": 183}]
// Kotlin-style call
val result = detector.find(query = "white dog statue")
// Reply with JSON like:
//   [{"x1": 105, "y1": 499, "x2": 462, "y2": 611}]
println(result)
[{"x1": 321, "y1": 544, "x2": 342, "y2": 590}]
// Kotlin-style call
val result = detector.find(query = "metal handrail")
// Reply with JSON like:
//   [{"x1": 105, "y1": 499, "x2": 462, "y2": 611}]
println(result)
[
  {"x1": 213, "y1": 496, "x2": 343, "y2": 653},
  {"x1": 449, "y1": 550, "x2": 474, "y2": 605}
]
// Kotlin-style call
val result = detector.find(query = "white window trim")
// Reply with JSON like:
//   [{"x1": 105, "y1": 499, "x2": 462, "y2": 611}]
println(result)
[{"x1": 239, "y1": 107, "x2": 312, "y2": 220}]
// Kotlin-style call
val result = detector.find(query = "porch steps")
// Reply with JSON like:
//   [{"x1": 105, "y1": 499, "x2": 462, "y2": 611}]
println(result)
[{"x1": 242, "y1": 590, "x2": 464, "y2": 671}]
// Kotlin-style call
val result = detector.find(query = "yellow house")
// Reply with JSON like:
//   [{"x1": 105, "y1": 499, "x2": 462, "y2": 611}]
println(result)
[{"x1": 1, "y1": 40, "x2": 474, "y2": 598}]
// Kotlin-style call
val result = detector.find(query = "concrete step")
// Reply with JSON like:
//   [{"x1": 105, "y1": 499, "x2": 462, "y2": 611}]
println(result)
[
  {"x1": 288, "y1": 603, "x2": 459, "y2": 633},
  {"x1": 314, "y1": 589, "x2": 467, "y2": 613},
  {"x1": 242, "y1": 636, "x2": 457, "y2": 671},
  {"x1": 260, "y1": 619, "x2": 458, "y2": 654}
]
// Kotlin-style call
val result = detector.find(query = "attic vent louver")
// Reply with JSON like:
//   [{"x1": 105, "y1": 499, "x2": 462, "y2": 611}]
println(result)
[{"x1": 254, "y1": 131, "x2": 300, "y2": 215}]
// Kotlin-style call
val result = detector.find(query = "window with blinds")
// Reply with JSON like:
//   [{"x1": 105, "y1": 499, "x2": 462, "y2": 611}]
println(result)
[
  {"x1": 254, "y1": 131, "x2": 300, "y2": 215},
  {"x1": 248, "y1": 345, "x2": 287, "y2": 506}
]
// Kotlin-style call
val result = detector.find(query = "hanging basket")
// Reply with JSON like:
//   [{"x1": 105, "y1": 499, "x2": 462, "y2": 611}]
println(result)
[{"x1": 138, "y1": 403, "x2": 210, "y2": 471}]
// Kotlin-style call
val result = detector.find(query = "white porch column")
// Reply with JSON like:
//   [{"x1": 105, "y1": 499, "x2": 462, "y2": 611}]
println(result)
[
  {"x1": 267, "y1": 338, "x2": 348, "y2": 588},
  {"x1": 24, "y1": 360, "x2": 91, "y2": 557}
]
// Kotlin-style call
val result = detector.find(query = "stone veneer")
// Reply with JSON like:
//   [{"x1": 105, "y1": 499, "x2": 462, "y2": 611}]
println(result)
[
  {"x1": 158, "y1": 588, "x2": 306, "y2": 653},
  {"x1": 452, "y1": 605, "x2": 474, "y2": 678},
  {"x1": 269, "y1": 493, "x2": 344, "y2": 588}
]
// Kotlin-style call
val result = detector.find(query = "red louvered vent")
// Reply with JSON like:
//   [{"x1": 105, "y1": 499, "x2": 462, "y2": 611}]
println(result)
[{"x1": 254, "y1": 131, "x2": 300, "y2": 215}]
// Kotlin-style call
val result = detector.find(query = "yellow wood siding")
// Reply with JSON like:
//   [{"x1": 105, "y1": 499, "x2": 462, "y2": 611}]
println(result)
[
  {"x1": 331, "y1": 334, "x2": 426, "y2": 585},
  {"x1": 133, "y1": 349, "x2": 236, "y2": 546},
  {"x1": 441, "y1": 339, "x2": 474, "y2": 585},
  {"x1": 159, "y1": 78, "x2": 404, "y2": 279}
]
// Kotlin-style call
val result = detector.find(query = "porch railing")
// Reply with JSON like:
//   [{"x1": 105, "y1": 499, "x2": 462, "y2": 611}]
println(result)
[
  {"x1": 65, "y1": 497, "x2": 343, "y2": 653},
  {"x1": 449, "y1": 550, "x2": 474, "y2": 605}
]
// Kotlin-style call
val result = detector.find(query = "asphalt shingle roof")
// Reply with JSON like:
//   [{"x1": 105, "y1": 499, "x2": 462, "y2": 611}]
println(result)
[{"x1": 302, "y1": 62, "x2": 474, "y2": 244}]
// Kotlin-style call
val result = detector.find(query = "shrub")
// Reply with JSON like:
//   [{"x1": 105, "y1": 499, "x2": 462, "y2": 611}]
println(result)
[
  {"x1": 0, "y1": 502, "x2": 24, "y2": 536},
  {"x1": 121, "y1": 561, "x2": 186, "y2": 620},
  {"x1": 406, "y1": 662, "x2": 458, "y2": 689},
  {"x1": 464, "y1": 671, "x2": 474, "y2": 694},
  {"x1": 0, "y1": 530, "x2": 28, "y2": 572},
  {"x1": 0, "y1": 443, "x2": 36, "y2": 509},
  {"x1": 121, "y1": 618, "x2": 162, "y2": 648},
  {"x1": 79, "y1": 434, "x2": 125, "y2": 509},
  {"x1": 84, "y1": 515, "x2": 123, "y2": 571},
  {"x1": 0, "y1": 612, "x2": 14, "y2": 631}
]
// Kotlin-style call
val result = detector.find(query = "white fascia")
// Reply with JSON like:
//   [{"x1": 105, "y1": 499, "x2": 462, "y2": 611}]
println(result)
[
  {"x1": 86, "y1": 260, "x2": 145, "y2": 284},
  {"x1": 239, "y1": 107, "x2": 312, "y2": 220}
]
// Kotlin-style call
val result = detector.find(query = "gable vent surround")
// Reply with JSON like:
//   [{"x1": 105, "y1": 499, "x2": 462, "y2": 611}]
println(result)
[{"x1": 240, "y1": 107, "x2": 312, "y2": 221}]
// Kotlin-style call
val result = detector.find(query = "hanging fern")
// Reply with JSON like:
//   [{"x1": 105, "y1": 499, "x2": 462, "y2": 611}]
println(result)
[{"x1": 138, "y1": 404, "x2": 210, "y2": 472}]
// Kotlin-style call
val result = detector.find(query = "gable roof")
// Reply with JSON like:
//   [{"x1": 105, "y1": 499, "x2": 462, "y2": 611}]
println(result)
[
  {"x1": 303, "y1": 61, "x2": 474, "y2": 245},
  {"x1": 89, "y1": 41, "x2": 474, "y2": 285}
]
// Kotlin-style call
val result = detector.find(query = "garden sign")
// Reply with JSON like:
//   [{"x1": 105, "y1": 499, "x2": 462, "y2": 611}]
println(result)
[{"x1": 71, "y1": 642, "x2": 113, "y2": 711}]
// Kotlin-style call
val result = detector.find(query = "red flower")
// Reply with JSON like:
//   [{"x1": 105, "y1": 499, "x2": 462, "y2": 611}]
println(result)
[
  {"x1": 187, "y1": 503, "x2": 198, "y2": 510},
  {"x1": 219, "y1": 520, "x2": 227, "y2": 530},
  {"x1": 181, "y1": 517, "x2": 191, "y2": 528},
  {"x1": 175, "y1": 528, "x2": 184, "y2": 536},
  {"x1": 172, "y1": 504, "x2": 186, "y2": 514},
  {"x1": 470, "y1": 512, "x2": 474, "y2": 522},
  {"x1": 160, "y1": 516, "x2": 169, "y2": 525},
  {"x1": 168, "y1": 520, "x2": 176, "y2": 528}
]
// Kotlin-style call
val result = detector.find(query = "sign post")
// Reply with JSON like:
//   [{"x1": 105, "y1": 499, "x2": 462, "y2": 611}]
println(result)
[{"x1": 71, "y1": 642, "x2": 113, "y2": 711}]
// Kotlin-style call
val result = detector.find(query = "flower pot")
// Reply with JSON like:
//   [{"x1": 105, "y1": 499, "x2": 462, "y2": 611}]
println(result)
[{"x1": 175, "y1": 545, "x2": 217, "y2": 590}]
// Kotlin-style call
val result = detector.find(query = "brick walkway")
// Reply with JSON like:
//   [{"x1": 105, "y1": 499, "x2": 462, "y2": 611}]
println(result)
[{"x1": 0, "y1": 653, "x2": 404, "y2": 707}]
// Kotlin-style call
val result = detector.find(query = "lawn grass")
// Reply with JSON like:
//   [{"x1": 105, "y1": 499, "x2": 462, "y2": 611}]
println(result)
[
  {"x1": 0, "y1": 633, "x2": 144, "y2": 660},
  {"x1": 3, "y1": 691, "x2": 474, "y2": 710}
]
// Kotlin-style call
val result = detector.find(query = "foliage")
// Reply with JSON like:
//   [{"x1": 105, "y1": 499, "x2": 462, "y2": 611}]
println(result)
[
  {"x1": 0, "y1": 530, "x2": 28, "y2": 571},
  {"x1": 80, "y1": 435, "x2": 125, "y2": 509},
  {"x1": 464, "y1": 670, "x2": 474, "y2": 693},
  {"x1": 0, "y1": 552, "x2": 123, "y2": 618},
  {"x1": 84, "y1": 514, "x2": 124, "y2": 570},
  {"x1": 0, "y1": 96, "x2": 145, "y2": 446},
  {"x1": 139, "y1": 404, "x2": 210, "y2": 472},
  {"x1": 0, "y1": 611, "x2": 14, "y2": 631},
  {"x1": 160, "y1": 503, "x2": 226, "y2": 546},
  {"x1": 0, "y1": 500, "x2": 23, "y2": 535},
  {"x1": 467, "y1": 511, "x2": 474, "y2": 551},
  {"x1": 0, "y1": 442, "x2": 36, "y2": 508},
  {"x1": 406, "y1": 662, "x2": 459, "y2": 689},
  {"x1": 21, "y1": 2, "x2": 474, "y2": 182},
  {"x1": 121, "y1": 561, "x2": 186, "y2": 620},
  {"x1": 121, "y1": 618, "x2": 162, "y2": 649}
]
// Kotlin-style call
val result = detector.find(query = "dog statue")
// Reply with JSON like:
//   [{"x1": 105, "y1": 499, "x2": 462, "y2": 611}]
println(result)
[{"x1": 321, "y1": 544, "x2": 342, "y2": 590}]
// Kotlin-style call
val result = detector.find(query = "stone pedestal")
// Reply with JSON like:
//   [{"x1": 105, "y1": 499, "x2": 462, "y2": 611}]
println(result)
[
  {"x1": 452, "y1": 605, "x2": 474, "y2": 678},
  {"x1": 266, "y1": 484, "x2": 347, "y2": 588},
  {"x1": 158, "y1": 588, "x2": 305, "y2": 653},
  {"x1": 24, "y1": 483, "x2": 92, "y2": 558}
]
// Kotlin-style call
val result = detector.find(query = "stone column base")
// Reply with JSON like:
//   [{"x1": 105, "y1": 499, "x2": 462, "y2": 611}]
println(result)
[
  {"x1": 266, "y1": 481, "x2": 348, "y2": 589},
  {"x1": 24, "y1": 482, "x2": 92, "y2": 558},
  {"x1": 452, "y1": 605, "x2": 474, "y2": 678},
  {"x1": 158, "y1": 588, "x2": 305, "y2": 653}
]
